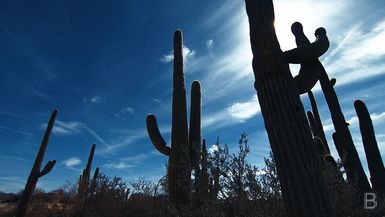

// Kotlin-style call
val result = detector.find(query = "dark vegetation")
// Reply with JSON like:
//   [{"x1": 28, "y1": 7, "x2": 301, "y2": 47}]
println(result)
[{"x1": 1, "y1": 0, "x2": 385, "y2": 216}]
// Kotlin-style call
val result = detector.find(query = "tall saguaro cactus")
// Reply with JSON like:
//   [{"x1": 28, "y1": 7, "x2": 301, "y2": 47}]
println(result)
[
  {"x1": 354, "y1": 100, "x2": 385, "y2": 196},
  {"x1": 318, "y1": 68, "x2": 371, "y2": 192},
  {"x1": 244, "y1": 0, "x2": 335, "y2": 216},
  {"x1": 146, "y1": 30, "x2": 201, "y2": 208},
  {"x1": 16, "y1": 109, "x2": 57, "y2": 217}
]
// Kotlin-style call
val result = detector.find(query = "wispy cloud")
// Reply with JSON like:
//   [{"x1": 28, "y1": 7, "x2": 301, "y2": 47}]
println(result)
[
  {"x1": 323, "y1": 19, "x2": 385, "y2": 85},
  {"x1": 202, "y1": 95, "x2": 261, "y2": 129},
  {"x1": 206, "y1": 39, "x2": 214, "y2": 49},
  {"x1": 63, "y1": 157, "x2": 82, "y2": 167},
  {"x1": 0, "y1": 125, "x2": 34, "y2": 137},
  {"x1": 103, "y1": 153, "x2": 151, "y2": 170},
  {"x1": 227, "y1": 95, "x2": 260, "y2": 122},
  {"x1": 114, "y1": 106, "x2": 135, "y2": 117},
  {"x1": 53, "y1": 120, "x2": 109, "y2": 147},
  {"x1": 0, "y1": 176, "x2": 26, "y2": 193},
  {"x1": 83, "y1": 96, "x2": 102, "y2": 104},
  {"x1": 160, "y1": 45, "x2": 196, "y2": 66},
  {"x1": 0, "y1": 110, "x2": 24, "y2": 118}
]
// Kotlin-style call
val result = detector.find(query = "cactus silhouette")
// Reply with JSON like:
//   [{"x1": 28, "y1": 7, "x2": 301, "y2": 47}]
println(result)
[
  {"x1": 354, "y1": 100, "x2": 385, "y2": 196},
  {"x1": 308, "y1": 91, "x2": 330, "y2": 153},
  {"x1": 244, "y1": 0, "x2": 335, "y2": 216},
  {"x1": 146, "y1": 30, "x2": 201, "y2": 208},
  {"x1": 319, "y1": 69, "x2": 371, "y2": 192},
  {"x1": 78, "y1": 144, "x2": 96, "y2": 196},
  {"x1": 16, "y1": 109, "x2": 57, "y2": 217},
  {"x1": 284, "y1": 22, "x2": 329, "y2": 94}
]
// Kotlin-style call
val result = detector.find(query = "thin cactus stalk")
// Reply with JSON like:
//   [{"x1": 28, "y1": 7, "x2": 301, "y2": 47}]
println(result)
[
  {"x1": 354, "y1": 100, "x2": 385, "y2": 196},
  {"x1": 308, "y1": 91, "x2": 330, "y2": 153},
  {"x1": 146, "y1": 29, "x2": 201, "y2": 208},
  {"x1": 319, "y1": 66, "x2": 371, "y2": 192},
  {"x1": 244, "y1": 1, "x2": 334, "y2": 216},
  {"x1": 15, "y1": 109, "x2": 57, "y2": 217},
  {"x1": 307, "y1": 111, "x2": 318, "y2": 137}
]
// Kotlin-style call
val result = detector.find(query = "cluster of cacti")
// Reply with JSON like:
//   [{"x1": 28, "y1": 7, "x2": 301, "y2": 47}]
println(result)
[
  {"x1": 16, "y1": 109, "x2": 58, "y2": 217},
  {"x1": 354, "y1": 100, "x2": 385, "y2": 197},
  {"x1": 244, "y1": 0, "x2": 335, "y2": 217},
  {"x1": 318, "y1": 67, "x2": 371, "y2": 192},
  {"x1": 146, "y1": 29, "x2": 201, "y2": 209},
  {"x1": 77, "y1": 144, "x2": 99, "y2": 216}
]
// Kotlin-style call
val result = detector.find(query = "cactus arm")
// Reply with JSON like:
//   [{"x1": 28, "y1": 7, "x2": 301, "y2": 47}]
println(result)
[
  {"x1": 286, "y1": 22, "x2": 327, "y2": 94},
  {"x1": 354, "y1": 100, "x2": 385, "y2": 194},
  {"x1": 39, "y1": 160, "x2": 56, "y2": 177},
  {"x1": 189, "y1": 81, "x2": 201, "y2": 167},
  {"x1": 284, "y1": 27, "x2": 329, "y2": 63},
  {"x1": 146, "y1": 114, "x2": 171, "y2": 156}
]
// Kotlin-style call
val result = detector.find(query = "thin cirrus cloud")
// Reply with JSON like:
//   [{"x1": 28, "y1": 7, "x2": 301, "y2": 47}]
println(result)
[
  {"x1": 63, "y1": 157, "x2": 82, "y2": 167},
  {"x1": 324, "y1": 19, "x2": 385, "y2": 86},
  {"x1": 114, "y1": 107, "x2": 135, "y2": 117}
]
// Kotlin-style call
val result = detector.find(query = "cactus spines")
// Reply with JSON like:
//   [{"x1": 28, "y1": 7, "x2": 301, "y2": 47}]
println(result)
[
  {"x1": 146, "y1": 29, "x2": 201, "y2": 208},
  {"x1": 319, "y1": 67, "x2": 371, "y2": 192},
  {"x1": 284, "y1": 22, "x2": 329, "y2": 94},
  {"x1": 16, "y1": 109, "x2": 57, "y2": 217},
  {"x1": 308, "y1": 91, "x2": 330, "y2": 153},
  {"x1": 354, "y1": 100, "x2": 385, "y2": 196},
  {"x1": 244, "y1": 1, "x2": 334, "y2": 216}
]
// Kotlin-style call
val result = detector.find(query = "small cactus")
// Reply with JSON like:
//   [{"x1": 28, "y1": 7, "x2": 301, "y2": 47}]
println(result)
[
  {"x1": 146, "y1": 30, "x2": 201, "y2": 208},
  {"x1": 15, "y1": 109, "x2": 57, "y2": 217},
  {"x1": 354, "y1": 100, "x2": 385, "y2": 196}
]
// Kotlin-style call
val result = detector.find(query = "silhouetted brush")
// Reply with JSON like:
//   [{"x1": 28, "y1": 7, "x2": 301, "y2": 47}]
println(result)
[
  {"x1": 15, "y1": 109, "x2": 57, "y2": 217},
  {"x1": 244, "y1": 0, "x2": 334, "y2": 216},
  {"x1": 146, "y1": 29, "x2": 201, "y2": 209},
  {"x1": 354, "y1": 100, "x2": 385, "y2": 196}
]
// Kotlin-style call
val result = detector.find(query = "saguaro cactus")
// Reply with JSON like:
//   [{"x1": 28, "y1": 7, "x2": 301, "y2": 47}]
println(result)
[
  {"x1": 319, "y1": 68, "x2": 371, "y2": 192},
  {"x1": 16, "y1": 109, "x2": 57, "y2": 217},
  {"x1": 244, "y1": 0, "x2": 335, "y2": 216},
  {"x1": 146, "y1": 30, "x2": 201, "y2": 208},
  {"x1": 354, "y1": 100, "x2": 385, "y2": 196},
  {"x1": 78, "y1": 144, "x2": 96, "y2": 196}
]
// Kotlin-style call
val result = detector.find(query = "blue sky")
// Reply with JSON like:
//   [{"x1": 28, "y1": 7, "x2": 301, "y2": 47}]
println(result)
[{"x1": 0, "y1": 0, "x2": 384, "y2": 193}]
